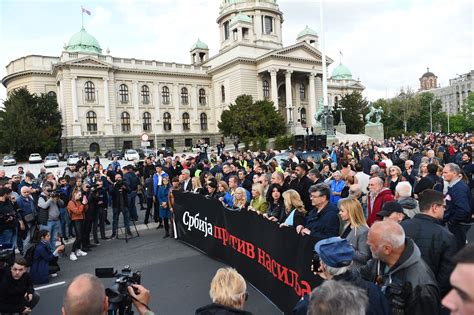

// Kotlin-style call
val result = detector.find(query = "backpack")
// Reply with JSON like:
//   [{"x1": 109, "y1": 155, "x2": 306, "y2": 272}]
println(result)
[
  {"x1": 430, "y1": 177, "x2": 443, "y2": 192},
  {"x1": 24, "y1": 243, "x2": 37, "y2": 267}
]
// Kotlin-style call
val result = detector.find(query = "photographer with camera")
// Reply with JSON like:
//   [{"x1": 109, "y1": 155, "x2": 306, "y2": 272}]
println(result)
[
  {"x1": 0, "y1": 187, "x2": 22, "y2": 248},
  {"x1": 111, "y1": 174, "x2": 132, "y2": 238},
  {"x1": 16, "y1": 186, "x2": 37, "y2": 254},
  {"x1": 38, "y1": 183, "x2": 65, "y2": 249},
  {"x1": 62, "y1": 273, "x2": 154, "y2": 315}
]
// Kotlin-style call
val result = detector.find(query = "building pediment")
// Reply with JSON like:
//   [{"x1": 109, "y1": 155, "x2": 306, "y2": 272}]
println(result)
[
  {"x1": 64, "y1": 56, "x2": 113, "y2": 68},
  {"x1": 257, "y1": 42, "x2": 334, "y2": 64}
]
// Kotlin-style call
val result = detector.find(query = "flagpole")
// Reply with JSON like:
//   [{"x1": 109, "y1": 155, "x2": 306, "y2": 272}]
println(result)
[{"x1": 81, "y1": 6, "x2": 84, "y2": 28}]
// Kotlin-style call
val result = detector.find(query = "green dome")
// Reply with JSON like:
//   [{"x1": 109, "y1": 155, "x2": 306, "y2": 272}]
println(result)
[
  {"x1": 297, "y1": 25, "x2": 317, "y2": 38},
  {"x1": 331, "y1": 63, "x2": 353, "y2": 80},
  {"x1": 66, "y1": 28, "x2": 102, "y2": 54},
  {"x1": 230, "y1": 12, "x2": 252, "y2": 26},
  {"x1": 190, "y1": 38, "x2": 208, "y2": 50}
]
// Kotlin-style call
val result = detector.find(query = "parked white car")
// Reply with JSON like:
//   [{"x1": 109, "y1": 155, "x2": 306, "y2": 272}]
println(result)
[
  {"x1": 124, "y1": 149, "x2": 139, "y2": 161},
  {"x1": 28, "y1": 153, "x2": 42, "y2": 163},
  {"x1": 2, "y1": 155, "x2": 16, "y2": 166},
  {"x1": 67, "y1": 153, "x2": 80, "y2": 165},
  {"x1": 44, "y1": 156, "x2": 59, "y2": 168}
]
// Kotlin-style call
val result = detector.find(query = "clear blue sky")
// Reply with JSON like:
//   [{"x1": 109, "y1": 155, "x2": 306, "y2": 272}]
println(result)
[{"x1": 1, "y1": 0, "x2": 472, "y2": 102}]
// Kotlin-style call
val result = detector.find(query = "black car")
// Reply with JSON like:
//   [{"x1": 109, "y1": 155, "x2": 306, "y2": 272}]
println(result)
[
  {"x1": 105, "y1": 150, "x2": 123, "y2": 160},
  {"x1": 157, "y1": 147, "x2": 173, "y2": 157},
  {"x1": 78, "y1": 151, "x2": 90, "y2": 160}
]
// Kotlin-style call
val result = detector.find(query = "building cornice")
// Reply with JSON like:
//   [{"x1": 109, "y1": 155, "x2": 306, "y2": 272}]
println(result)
[
  {"x1": 207, "y1": 57, "x2": 256, "y2": 74},
  {"x1": 2, "y1": 70, "x2": 53, "y2": 88}
]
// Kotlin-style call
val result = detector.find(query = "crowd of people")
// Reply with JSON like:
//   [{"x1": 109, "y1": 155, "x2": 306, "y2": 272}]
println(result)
[{"x1": 0, "y1": 132, "x2": 473, "y2": 314}]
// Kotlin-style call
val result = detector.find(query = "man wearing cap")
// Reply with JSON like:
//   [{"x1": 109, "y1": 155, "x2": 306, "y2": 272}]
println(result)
[
  {"x1": 401, "y1": 189, "x2": 456, "y2": 297},
  {"x1": 377, "y1": 201, "x2": 409, "y2": 223},
  {"x1": 293, "y1": 237, "x2": 390, "y2": 315},
  {"x1": 361, "y1": 220, "x2": 440, "y2": 314}
]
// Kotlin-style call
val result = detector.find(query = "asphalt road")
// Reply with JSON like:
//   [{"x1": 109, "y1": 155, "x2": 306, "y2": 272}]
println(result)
[{"x1": 32, "y1": 225, "x2": 282, "y2": 315}]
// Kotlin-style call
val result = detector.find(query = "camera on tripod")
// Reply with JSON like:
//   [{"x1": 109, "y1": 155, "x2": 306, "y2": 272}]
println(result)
[{"x1": 96, "y1": 265, "x2": 141, "y2": 315}]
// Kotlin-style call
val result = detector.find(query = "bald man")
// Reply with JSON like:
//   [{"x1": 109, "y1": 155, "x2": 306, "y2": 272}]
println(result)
[
  {"x1": 62, "y1": 273, "x2": 153, "y2": 315},
  {"x1": 361, "y1": 221, "x2": 439, "y2": 315}
]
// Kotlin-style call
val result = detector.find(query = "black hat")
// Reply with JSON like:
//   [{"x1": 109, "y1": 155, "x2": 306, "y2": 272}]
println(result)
[
  {"x1": 208, "y1": 178, "x2": 218, "y2": 189},
  {"x1": 377, "y1": 201, "x2": 404, "y2": 218}
]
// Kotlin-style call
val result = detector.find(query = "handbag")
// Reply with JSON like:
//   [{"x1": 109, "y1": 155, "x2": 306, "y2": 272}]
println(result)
[{"x1": 24, "y1": 213, "x2": 36, "y2": 223}]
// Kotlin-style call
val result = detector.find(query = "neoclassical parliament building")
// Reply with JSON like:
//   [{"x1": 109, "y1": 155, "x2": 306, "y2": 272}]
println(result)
[{"x1": 2, "y1": 0, "x2": 364, "y2": 152}]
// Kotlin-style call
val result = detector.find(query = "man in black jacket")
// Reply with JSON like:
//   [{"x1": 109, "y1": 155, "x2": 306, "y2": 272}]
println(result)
[
  {"x1": 290, "y1": 163, "x2": 313, "y2": 211},
  {"x1": 124, "y1": 166, "x2": 140, "y2": 222},
  {"x1": 111, "y1": 174, "x2": 131, "y2": 238},
  {"x1": 401, "y1": 189, "x2": 457, "y2": 297},
  {"x1": 0, "y1": 257, "x2": 39, "y2": 314},
  {"x1": 362, "y1": 220, "x2": 440, "y2": 315}
]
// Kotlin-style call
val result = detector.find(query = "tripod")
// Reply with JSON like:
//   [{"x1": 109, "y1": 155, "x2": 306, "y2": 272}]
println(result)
[{"x1": 116, "y1": 218, "x2": 140, "y2": 243}]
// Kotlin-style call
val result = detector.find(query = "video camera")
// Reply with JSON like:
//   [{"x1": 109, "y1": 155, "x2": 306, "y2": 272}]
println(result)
[
  {"x1": 96, "y1": 265, "x2": 141, "y2": 315},
  {"x1": 48, "y1": 189, "x2": 65, "y2": 198}
]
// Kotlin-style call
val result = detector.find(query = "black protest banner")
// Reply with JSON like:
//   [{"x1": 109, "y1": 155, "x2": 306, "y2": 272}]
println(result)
[{"x1": 173, "y1": 191, "x2": 322, "y2": 314}]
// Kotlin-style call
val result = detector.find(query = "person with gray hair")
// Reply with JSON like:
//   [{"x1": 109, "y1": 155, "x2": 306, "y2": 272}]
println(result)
[
  {"x1": 307, "y1": 280, "x2": 368, "y2": 315},
  {"x1": 362, "y1": 221, "x2": 440, "y2": 314},
  {"x1": 366, "y1": 177, "x2": 394, "y2": 226},
  {"x1": 395, "y1": 181, "x2": 419, "y2": 218},
  {"x1": 443, "y1": 162, "x2": 472, "y2": 250}
]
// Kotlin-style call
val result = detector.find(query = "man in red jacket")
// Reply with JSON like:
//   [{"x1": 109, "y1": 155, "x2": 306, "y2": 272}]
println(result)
[{"x1": 367, "y1": 177, "x2": 394, "y2": 226}]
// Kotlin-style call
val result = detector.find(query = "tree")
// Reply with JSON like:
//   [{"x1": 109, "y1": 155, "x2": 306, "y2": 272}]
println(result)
[
  {"x1": 0, "y1": 87, "x2": 62, "y2": 159},
  {"x1": 335, "y1": 91, "x2": 368, "y2": 134},
  {"x1": 218, "y1": 95, "x2": 286, "y2": 147},
  {"x1": 410, "y1": 92, "x2": 443, "y2": 132}
]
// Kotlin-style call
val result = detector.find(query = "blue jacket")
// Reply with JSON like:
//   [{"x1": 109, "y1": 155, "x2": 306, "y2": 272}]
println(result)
[
  {"x1": 304, "y1": 202, "x2": 340, "y2": 241},
  {"x1": 330, "y1": 179, "x2": 345, "y2": 205},
  {"x1": 157, "y1": 185, "x2": 170, "y2": 204},
  {"x1": 124, "y1": 172, "x2": 139, "y2": 191},
  {"x1": 30, "y1": 241, "x2": 58, "y2": 285},
  {"x1": 223, "y1": 188, "x2": 251, "y2": 207},
  {"x1": 16, "y1": 196, "x2": 35, "y2": 217},
  {"x1": 445, "y1": 180, "x2": 472, "y2": 225}
]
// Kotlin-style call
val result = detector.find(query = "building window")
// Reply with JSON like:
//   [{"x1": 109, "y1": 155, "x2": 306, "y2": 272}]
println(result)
[
  {"x1": 263, "y1": 80, "x2": 270, "y2": 98},
  {"x1": 200, "y1": 113, "x2": 208, "y2": 130},
  {"x1": 185, "y1": 138, "x2": 193, "y2": 147},
  {"x1": 143, "y1": 112, "x2": 152, "y2": 131},
  {"x1": 119, "y1": 84, "x2": 129, "y2": 103},
  {"x1": 242, "y1": 27, "x2": 249, "y2": 40},
  {"x1": 221, "y1": 85, "x2": 226, "y2": 103},
  {"x1": 141, "y1": 85, "x2": 150, "y2": 104},
  {"x1": 199, "y1": 88, "x2": 206, "y2": 105},
  {"x1": 181, "y1": 87, "x2": 189, "y2": 105},
  {"x1": 182, "y1": 112, "x2": 190, "y2": 131},
  {"x1": 48, "y1": 91, "x2": 57, "y2": 98},
  {"x1": 162, "y1": 86, "x2": 170, "y2": 104},
  {"x1": 165, "y1": 139, "x2": 174, "y2": 148},
  {"x1": 224, "y1": 21, "x2": 230, "y2": 40},
  {"x1": 86, "y1": 111, "x2": 97, "y2": 132},
  {"x1": 263, "y1": 16, "x2": 273, "y2": 34},
  {"x1": 335, "y1": 96, "x2": 339, "y2": 107},
  {"x1": 300, "y1": 84, "x2": 306, "y2": 100},
  {"x1": 163, "y1": 112, "x2": 171, "y2": 131},
  {"x1": 300, "y1": 108, "x2": 306, "y2": 126},
  {"x1": 85, "y1": 81, "x2": 95, "y2": 102},
  {"x1": 121, "y1": 111, "x2": 131, "y2": 132}
]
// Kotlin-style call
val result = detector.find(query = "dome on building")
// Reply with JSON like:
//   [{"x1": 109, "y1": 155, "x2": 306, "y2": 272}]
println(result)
[
  {"x1": 66, "y1": 28, "x2": 102, "y2": 54},
  {"x1": 297, "y1": 25, "x2": 317, "y2": 39},
  {"x1": 230, "y1": 12, "x2": 252, "y2": 26},
  {"x1": 331, "y1": 63, "x2": 352, "y2": 80},
  {"x1": 421, "y1": 67, "x2": 436, "y2": 78},
  {"x1": 190, "y1": 38, "x2": 209, "y2": 50}
]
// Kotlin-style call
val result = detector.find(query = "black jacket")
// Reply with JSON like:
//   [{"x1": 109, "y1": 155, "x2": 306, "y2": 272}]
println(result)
[
  {"x1": 401, "y1": 214, "x2": 456, "y2": 297},
  {"x1": 0, "y1": 200, "x2": 17, "y2": 232},
  {"x1": 361, "y1": 238, "x2": 440, "y2": 315},
  {"x1": 290, "y1": 175, "x2": 312, "y2": 211},
  {"x1": 0, "y1": 265, "x2": 35, "y2": 313},
  {"x1": 111, "y1": 181, "x2": 130, "y2": 209},
  {"x1": 195, "y1": 303, "x2": 252, "y2": 315}
]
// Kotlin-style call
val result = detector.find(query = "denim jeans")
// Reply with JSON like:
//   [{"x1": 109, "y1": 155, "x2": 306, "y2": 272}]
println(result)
[
  {"x1": 0, "y1": 229, "x2": 15, "y2": 247},
  {"x1": 112, "y1": 207, "x2": 130, "y2": 234},
  {"x1": 41, "y1": 220, "x2": 61, "y2": 249},
  {"x1": 59, "y1": 207, "x2": 71, "y2": 239},
  {"x1": 128, "y1": 191, "x2": 138, "y2": 221}
]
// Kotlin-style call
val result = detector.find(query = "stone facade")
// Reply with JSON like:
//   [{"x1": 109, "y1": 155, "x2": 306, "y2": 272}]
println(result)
[{"x1": 2, "y1": 0, "x2": 365, "y2": 153}]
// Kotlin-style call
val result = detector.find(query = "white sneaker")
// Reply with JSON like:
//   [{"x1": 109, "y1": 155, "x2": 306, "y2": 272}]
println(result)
[
  {"x1": 76, "y1": 249, "x2": 87, "y2": 257},
  {"x1": 69, "y1": 253, "x2": 78, "y2": 261}
]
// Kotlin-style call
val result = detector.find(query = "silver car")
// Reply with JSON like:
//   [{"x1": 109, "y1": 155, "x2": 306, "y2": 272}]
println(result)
[{"x1": 2, "y1": 155, "x2": 16, "y2": 166}]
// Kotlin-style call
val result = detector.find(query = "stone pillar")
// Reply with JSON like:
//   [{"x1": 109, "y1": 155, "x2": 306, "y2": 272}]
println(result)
[
  {"x1": 256, "y1": 74, "x2": 263, "y2": 100},
  {"x1": 192, "y1": 84, "x2": 198, "y2": 123},
  {"x1": 58, "y1": 80, "x2": 66, "y2": 136},
  {"x1": 103, "y1": 77, "x2": 113, "y2": 135},
  {"x1": 173, "y1": 84, "x2": 180, "y2": 134},
  {"x1": 270, "y1": 68, "x2": 278, "y2": 110},
  {"x1": 153, "y1": 82, "x2": 161, "y2": 146},
  {"x1": 308, "y1": 72, "x2": 316, "y2": 128},
  {"x1": 70, "y1": 76, "x2": 81, "y2": 136},
  {"x1": 132, "y1": 81, "x2": 140, "y2": 122},
  {"x1": 285, "y1": 70, "x2": 293, "y2": 124}
]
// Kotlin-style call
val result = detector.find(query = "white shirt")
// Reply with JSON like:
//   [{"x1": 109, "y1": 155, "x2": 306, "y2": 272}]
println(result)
[{"x1": 355, "y1": 172, "x2": 370, "y2": 194}]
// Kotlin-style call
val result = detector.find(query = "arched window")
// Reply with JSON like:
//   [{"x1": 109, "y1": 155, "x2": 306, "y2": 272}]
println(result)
[
  {"x1": 162, "y1": 86, "x2": 170, "y2": 104},
  {"x1": 48, "y1": 91, "x2": 57, "y2": 99},
  {"x1": 119, "y1": 84, "x2": 129, "y2": 103},
  {"x1": 200, "y1": 113, "x2": 208, "y2": 130},
  {"x1": 300, "y1": 84, "x2": 306, "y2": 100},
  {"x1": 300, "y1": 108, "x2": 306, "y2": 126},
  {"x1": 182, "y1": 112, "x2": 190, "y2": 130},
  {"x1": 121, "y1": 111, "x2": 131, "y2": 132},
  {"x1": 199, "y1": 88, "x2": 206, "y2": 105},
  {"x1": 142, "y1": 112, "x2": 152, "y2": 131},
  {"x1": 221, "y1": 85, "x2": 225, "y2": 103},
  {"x1": 263, "y1": 80, "x2": 270, "y2": 98},
  {"x1": 163, "y1": 112, "x2": 171, "y2": 131},
  {"x1": 85, "y1": 81, "x2": 95, "y2": 102},
  {"x1": 89, "y1": 142, "x2": 100, "y2": 153},
  {"x1": 181, "y1": 87, "x2": 189, "y2": 105},
  {"x1": 86, "y1": 111, "x2": 97, "y2": 132},
  {"x1": 141, "y1": 85, "x2": 150, "y2": 104}
]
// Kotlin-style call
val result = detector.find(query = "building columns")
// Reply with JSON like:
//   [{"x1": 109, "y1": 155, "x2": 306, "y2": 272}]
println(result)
[
  {"x1": 103, "y1": 78, "x2": 110, "y2": 122},
  {"x1": 270, "y1": 68, "x2": 278, "y2": 110},
  {"x1": 192, "y1": 84, "x2": 198, "y2": 123},
  {"x1": 308, "y1": 72, "x2": 316, "y2": 128},
  {"x1": 256, "y1": 74, "x2": 263, "y2": 100},
  {"x1": 70, "y1": 76, "x2": 81, "y2": 136},
  {"x1": 132, "y1": 81, "x2": 140, "y2": 122},
  {"x1": 285, "y1": 70, "x2": 293, "y2": 124}
]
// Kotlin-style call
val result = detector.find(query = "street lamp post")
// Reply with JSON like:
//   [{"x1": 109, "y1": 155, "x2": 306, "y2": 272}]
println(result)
[{"x1": 429, "y1": 99, "x2": 433, "y2": 133}]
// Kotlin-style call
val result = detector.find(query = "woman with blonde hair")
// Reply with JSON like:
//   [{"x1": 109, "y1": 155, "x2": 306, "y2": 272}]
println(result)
[
  {"x1": 248, "y1": 183, "x2": 268, "y2": 214},
  {"x1": 338, "y1": 198, "x2": 371, "y2": 270},
  {"x1": 195, "y1": 267, "x2": 251, "y2": 314},
  {"x1": 232, "y1": 187, "x2": 249, "y2": 210},
  {"x1": 279, "y1": 189, "x2": 306, "y2": 233},
  {"x1": 191, "y1": 176, "x2": 205, "y2": 195}
]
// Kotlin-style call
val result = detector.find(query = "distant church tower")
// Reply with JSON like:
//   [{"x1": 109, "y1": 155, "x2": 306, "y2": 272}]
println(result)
[{"x1": 419, "y1": 67, "x2": 438, "y2": 90}]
